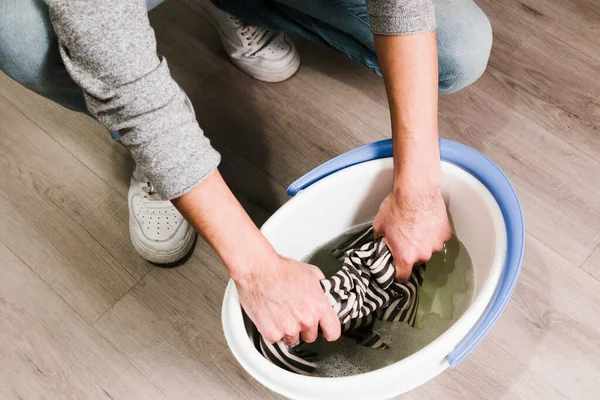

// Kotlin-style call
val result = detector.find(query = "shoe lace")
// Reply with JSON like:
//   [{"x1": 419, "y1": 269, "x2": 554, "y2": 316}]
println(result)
[
  {"x1": 142, "y1": 181, "x2": 162, "y2": 201},
  {"x1": 229, "y1": 15, "x2": 270, "y2": 48}
]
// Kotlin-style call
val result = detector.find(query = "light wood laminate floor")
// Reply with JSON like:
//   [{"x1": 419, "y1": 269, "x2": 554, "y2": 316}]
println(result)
[{"x1": 1, "y1": 0, "x2": 599, "y2": 398}]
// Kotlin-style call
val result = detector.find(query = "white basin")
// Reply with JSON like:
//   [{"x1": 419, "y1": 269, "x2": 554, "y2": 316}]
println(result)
[{"x1": 221, "y1": 139, "x2": 524, "y2": 400}]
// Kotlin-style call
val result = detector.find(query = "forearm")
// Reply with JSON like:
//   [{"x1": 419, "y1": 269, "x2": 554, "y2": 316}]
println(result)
[
  {"x1": 374, "y1": 31, "x2": 441, "y2": 193},
  {"x1": 371, "y1": 31, "x2": 451, "y2": 277},
  {"x1": 172, "y1": 169, "x2": 275, "y2": 282}
]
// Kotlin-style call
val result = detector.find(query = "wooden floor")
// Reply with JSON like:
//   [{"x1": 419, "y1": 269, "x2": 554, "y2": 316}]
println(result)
[{"x1": 1, "y1": 0, "x2": 599, "y2": 398}]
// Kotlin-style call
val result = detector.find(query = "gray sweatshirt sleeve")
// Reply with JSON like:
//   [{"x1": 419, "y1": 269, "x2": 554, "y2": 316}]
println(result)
[
  {"x1": 44, "y1": 0, "x2": 432, "y2": 199},
  {"x1": 45, "y1": 0, "x2": 221, "y2": 200},
  {"x1": 368, "y1": 0, "x2": 436, "y2": 35}
]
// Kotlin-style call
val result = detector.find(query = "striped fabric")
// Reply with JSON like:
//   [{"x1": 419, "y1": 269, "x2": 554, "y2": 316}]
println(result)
[{"x1": 255, "y1": 226, "x2": 426, "y2": 375}]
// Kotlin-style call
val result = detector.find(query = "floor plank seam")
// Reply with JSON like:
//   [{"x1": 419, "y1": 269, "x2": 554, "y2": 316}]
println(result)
[
  {"x1": 92, "y1": 326, "x2": 169, "y2": 398},
  {"x1": 90, "y1": 272, "x2": 169, "y2": 398},
  {"x1": 579, "y1": 233, "x2": 600, "y2": 266},
  {"x1": 484, "y1": 339, "x2": 572, "y2": 400},
  {"x1": 43, "y1": 193, "x2": 140, "y2": 286},
  {"x1": 579, "y1": 266, "x2": 600, "y2": 285},
  {"x1": 0, "y1": 237, "x2": 99, "y2": 328},
  {"x1": 514, "y1": 9, "x2": 600, "y2": 64},
  {"x1": 483, "y1": 68, "x2": 600, "y2": 165},
  {"x1": 81, "y1": 192, "x2": 123, "y2": 219},
  {"x1": 176, "y1": 262, "x2": 229, "y2": 287},
  {"x1": 0, "y1": 93, "x2": 143, "y2": 285},
  {"x1": 484, "y1": 20, "x2": 600, "y2": 163},
  {"x1": 0, "y1": 86, "x2": 132, "y2": 200},
  {"x1": 526, "y1": 230, "x2": 600, "y2": 283},
  {"x1": 91, "y1": 265, "x2": 154, "y2": 327}
]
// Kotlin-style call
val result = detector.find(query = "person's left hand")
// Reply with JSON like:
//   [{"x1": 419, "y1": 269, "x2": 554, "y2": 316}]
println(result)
[{"x1": 373, "y1": 184, "x2": 451, "y2": 282}]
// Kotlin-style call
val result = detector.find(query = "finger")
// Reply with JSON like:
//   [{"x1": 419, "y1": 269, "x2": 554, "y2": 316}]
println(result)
[
  {"x1": 372, "y1": 220, "x2": 384, "y2": 238},
  {"x1": 261, "y1": 328, "x2": 283, "y2": 344},
  {"x1": 319, "y1": 306, "x2": 341, "y2": 342},
  {"x1": 417, "y1": 251, "x2": 434, "y2": 263},
  {"x1": 283, "y1": 333, "x2": 300, "y2": 347},
  {"x1": 300, "y1": 326, "x2": 319, "y2": 343},
  {"x1": 384, "y1": 238, "x2": 411, "y2": 282},
  {"x1": 310, "y1": 265, "x2": 326, "y2": 281},
  {"x1": 432, "y1": 241, "x2": 445, "y2": 253},
  {"x1": 395, "y1": 263, "x2": 412, "y2": 282},
  {"x1": 393, "y1": 248, "x2": 414, "y2": 281}
]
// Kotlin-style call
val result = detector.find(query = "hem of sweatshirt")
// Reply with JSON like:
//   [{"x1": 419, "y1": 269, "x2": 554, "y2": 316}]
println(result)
[
  {"x1": 369, "y1": 15, "x2": 436, "y2": 36},
  {"x1": 162, "y1": 150, "x2": 222, "y2": 201}
]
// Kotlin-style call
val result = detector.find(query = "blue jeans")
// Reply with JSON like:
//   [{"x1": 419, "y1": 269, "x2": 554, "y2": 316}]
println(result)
[{"x1": 0, "y1": 0, "x2": 491, "y2": 116}]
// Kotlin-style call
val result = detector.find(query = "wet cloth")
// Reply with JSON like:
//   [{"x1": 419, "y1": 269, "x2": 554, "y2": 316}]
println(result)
[{"x1": 255, "y1": 226, "x2": 425, "y2": 375}]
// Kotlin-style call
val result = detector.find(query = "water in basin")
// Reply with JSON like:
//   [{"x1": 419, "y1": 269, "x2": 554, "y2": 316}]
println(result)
[{"x1": 303, "y1": 224, "x2": 475, "y2": 377}]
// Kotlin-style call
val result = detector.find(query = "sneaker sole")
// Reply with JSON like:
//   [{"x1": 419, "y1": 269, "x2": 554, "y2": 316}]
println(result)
[
  {"x1": 232, "y1": 49, "x2": 301, "y2": 83},
  {"x1": 129, "y1": 218, "x2": 197, "y2": 265},
  {"x1": 180, "y1": 0, "x2": 300, "y2": 83}
]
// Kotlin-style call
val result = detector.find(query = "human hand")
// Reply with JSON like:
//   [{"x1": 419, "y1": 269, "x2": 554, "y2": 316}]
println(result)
[
  {"x1": 373, "y1": 184, "x2": 451, "y2": 282},
  {"x1": 235, "y1": 255, "x2": 341, "y2": 346},
  {"x1": 173, "y1": 170, "x2": 339, "y2": 345}
]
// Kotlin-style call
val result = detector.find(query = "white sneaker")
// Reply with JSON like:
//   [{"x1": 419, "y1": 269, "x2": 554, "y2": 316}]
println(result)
[
  {"x1": 128, "y1": 166, "x2": 196, "y2": 264},
  {"x1": 185, "y1": 0, "x2": 300, "y2": 82}
]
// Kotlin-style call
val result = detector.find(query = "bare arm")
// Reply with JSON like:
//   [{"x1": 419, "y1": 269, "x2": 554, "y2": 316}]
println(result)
[
  {"x1": 373, "y1": 32, "x2": 452, "y2": 281},
  {"x1": 173, "y1": 170, "x2": 341, "y2": 345},
  {"x1": 45, "y1": 0, "x2": 339, "y2": 346}
]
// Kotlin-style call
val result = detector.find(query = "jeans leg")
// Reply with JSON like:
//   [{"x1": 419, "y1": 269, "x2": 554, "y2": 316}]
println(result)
[
  {"x1": 0, "y1": 0, "x2": 166, "y2": 118},
  {"x1": 0, "y1": 0, "x2": 88, "y2": 113},
  {"x1": 435, "y1": 0, "x2": 492, "y2": 93},
  {"x1": 216, "y1": 0, "x2": 381, "y2": 74},
  {"x1": 217, "y1": 0, "x2": 492, "y2": 92}
]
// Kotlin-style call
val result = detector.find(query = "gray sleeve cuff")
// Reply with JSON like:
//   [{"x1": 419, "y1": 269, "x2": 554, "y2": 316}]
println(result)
[
  {"x1": 368, "y1": 0, "x2": 436, "y2": 35},
  {"x1": 47, "y1": 0, "x2": 221, "y2": 200},
  {"x1": 80, "y1": 57, "x2": 221, "y2": 200}
]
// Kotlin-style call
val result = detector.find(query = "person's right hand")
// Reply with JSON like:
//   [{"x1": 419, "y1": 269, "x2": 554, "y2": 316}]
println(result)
[
  {"x1": 235, "y1": 255, "x2": 341, "y2": 346},
  {"x1": 172, "y1": 170, "x2": 340, "y2": 346}
]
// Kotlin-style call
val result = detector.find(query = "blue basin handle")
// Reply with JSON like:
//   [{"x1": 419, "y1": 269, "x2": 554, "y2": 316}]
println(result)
[
  {"x1": 287, "y1": 138, "x2": 525, "y2": 367},
  {"x1": 287, "y1": 140, "x2": 393, "y2": 196}
]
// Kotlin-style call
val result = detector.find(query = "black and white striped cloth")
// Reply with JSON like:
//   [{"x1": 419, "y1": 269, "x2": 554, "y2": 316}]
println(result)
[{"x1": 255, "y1": 226, "x2": 426, "y2": 375}]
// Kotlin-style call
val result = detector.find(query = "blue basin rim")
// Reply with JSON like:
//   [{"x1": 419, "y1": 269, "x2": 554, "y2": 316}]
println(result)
[{"x1": 286, "y1": 139, "x2": 525, "y2": 367}]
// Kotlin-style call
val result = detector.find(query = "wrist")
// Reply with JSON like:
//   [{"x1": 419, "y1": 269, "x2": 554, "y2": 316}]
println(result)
[
  {"x1": 227, "y1": 235, "x2": 279, "y2": 285},
  {"x1": 393, "y1": 152, "x2": 442, "y2": 196}
]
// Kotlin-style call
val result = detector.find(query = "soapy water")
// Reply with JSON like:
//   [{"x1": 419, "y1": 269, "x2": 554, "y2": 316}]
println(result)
[{"x1": 301, "y1": 224, "x2": 475, "y2": 377}]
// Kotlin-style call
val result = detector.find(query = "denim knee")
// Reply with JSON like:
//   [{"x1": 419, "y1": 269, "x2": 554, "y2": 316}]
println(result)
[
  {"x1": 0, "y1": 3, "x2": 53, "y2": 93},
  {"x1": 436, "y1": 0, "x2": 493, "y2": 93},
  {"x1": 0, "y1": 0, "x2": 87, "y2": 112}
]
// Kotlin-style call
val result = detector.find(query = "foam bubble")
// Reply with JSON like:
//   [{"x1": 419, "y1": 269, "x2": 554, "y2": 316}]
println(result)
[{"x1": 304, "y1": 229, "x2": 475, "y2": 377}]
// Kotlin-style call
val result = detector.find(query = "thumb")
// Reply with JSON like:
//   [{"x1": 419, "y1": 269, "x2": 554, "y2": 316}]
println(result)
[
  {"x1": 394, "y1": 261, "x2": 412, "y2": 282},
  {"x1": 372, "y1": 216, "x2": 384, "y2": 238},
  {"x1": 319, "y1": 305, "x2": 341, "y2": 342},
  {"x1": 386, "y1": 238, "x2": 412, "y2": 282},
  {"x1": 310, "y1": 265, "x2": 326, "y2": 281}
]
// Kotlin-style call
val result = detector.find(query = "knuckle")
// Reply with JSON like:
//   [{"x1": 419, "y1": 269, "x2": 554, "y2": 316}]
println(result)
[
  {"x1": 319, "y1": 302, "x2": 332, "y2": 314},
  {"x1": 263, "y1": 329, "x2": 282, "y2": 343},
  {"x1": 298, "y1": 318, "x2": 314, "y2": 331},
  {"x1": 399, "y1": 256, "x2": 413, "y2": 268},
  {"x1": 299, "y1": 308, "x2": 316, "y2": 321},
  {"x1": 324, "y1": 328, "x2": 341, "y2": 342},
  {"x1": 311, "y1": 266, "x2": 325, "y2": 279},
  {"x1": 302, "y1": 330, "x2": 318, "y2": 343},
  {"x1": 283, "y1": 325, "x2": 300, "y2": 337},
  {"x1": 306, "y1": 313, "x2": 320, "y2": 326}
]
